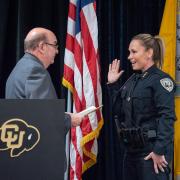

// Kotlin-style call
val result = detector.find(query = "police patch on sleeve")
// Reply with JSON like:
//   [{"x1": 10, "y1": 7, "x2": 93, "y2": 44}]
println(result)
[{"x1": 160, "y1": 78, "x2": 174, "y2": 92}]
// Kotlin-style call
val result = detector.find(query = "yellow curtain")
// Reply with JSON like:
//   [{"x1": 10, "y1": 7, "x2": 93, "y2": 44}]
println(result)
[
  {"x1": 159, "y1": 0, "x2": 180, "y2": 177},
  {"x1": 159, "y1": 0, "x2": 176, "y2": 78}
]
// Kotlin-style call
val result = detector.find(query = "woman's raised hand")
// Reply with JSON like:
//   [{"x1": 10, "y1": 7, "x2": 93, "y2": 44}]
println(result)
[{"x1": 108, "y1": 59, "x2": 124, "y2": 83}]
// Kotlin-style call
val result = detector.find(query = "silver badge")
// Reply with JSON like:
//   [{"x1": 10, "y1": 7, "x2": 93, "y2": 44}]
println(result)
[{"x1": 160, "y1": 78, "x2": 174, "y2": 92}]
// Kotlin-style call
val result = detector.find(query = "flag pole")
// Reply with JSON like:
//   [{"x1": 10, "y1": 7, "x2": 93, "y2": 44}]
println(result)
[{"x1": 64, "y1": 90, "x2": 71, "y2": 180}]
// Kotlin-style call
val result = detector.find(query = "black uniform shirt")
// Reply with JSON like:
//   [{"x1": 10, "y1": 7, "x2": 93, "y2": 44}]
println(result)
[{"x1": 108, "y1": 65, "x2": 176, "y2": 155}]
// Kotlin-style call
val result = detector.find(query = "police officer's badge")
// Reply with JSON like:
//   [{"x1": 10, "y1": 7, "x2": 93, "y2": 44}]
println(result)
[{"x1": 160, "y1": 78, "x2": 174, "y2": 92}]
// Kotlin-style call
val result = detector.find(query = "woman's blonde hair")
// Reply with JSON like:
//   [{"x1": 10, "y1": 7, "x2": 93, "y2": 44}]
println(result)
[{"x1": 132, "y1": 33, "x2": 165, "y2": 69}]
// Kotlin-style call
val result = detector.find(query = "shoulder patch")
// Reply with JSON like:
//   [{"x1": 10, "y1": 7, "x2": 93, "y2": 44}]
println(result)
[{"x1": 160, "y1": 78, "x2": 174, "y2": 92}]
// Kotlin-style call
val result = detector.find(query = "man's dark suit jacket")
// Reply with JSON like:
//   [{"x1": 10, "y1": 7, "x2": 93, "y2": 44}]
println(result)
[{"x1": 5, "y1": 53, "x2": 71, "y2": 133}]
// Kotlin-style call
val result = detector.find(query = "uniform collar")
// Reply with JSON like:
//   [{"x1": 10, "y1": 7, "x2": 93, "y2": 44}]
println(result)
[{"x1": 139, "y1": 65, "x2": 157, "y2": 79}]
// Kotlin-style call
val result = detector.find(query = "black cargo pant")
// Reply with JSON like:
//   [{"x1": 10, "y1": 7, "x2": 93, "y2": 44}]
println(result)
[{"x1": 122, "y1": 152, "x2": 171, "y2": 180}]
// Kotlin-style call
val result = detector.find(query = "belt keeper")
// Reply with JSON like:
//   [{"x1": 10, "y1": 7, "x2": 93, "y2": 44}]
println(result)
[{"x1": 147, "y1": 130, "x2": 157, "y2": 138}]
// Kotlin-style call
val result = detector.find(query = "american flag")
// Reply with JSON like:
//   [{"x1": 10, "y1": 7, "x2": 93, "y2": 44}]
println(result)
[{"x1": 62, "y1": 0, "x2": 103, "y2": 179}]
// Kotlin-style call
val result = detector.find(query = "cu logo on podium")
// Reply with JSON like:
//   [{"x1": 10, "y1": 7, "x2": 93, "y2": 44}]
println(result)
[{"x1": 0, "y1": 118, "x2": 40, "y2": 157}]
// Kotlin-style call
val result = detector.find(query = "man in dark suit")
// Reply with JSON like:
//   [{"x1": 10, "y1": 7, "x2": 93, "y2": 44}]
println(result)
[{"x1": 5, "y1": 27, "x2": 82, "y2": 130}]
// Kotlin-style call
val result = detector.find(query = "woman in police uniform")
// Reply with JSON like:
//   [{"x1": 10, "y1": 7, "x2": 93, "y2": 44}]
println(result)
[{"x1": 107, "y1": 34, "x2": 176, "y2": 180}]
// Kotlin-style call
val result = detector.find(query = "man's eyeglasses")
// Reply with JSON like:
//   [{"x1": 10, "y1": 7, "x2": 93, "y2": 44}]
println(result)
[{"x1": 44, "y1": 42, "x2": 59, "y2": 49}]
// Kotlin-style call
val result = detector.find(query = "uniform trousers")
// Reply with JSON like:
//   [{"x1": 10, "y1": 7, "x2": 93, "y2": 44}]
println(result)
[{"x1": 122, "y1": 151, "x2": 171, "y2": 180}]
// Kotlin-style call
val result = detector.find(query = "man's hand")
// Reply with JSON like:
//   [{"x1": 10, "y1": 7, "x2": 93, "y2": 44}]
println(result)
[
  {"x1": 144, "y1": 152, "x2": 168, "y2": 174},
  {"x1": 67, "y1": 113, "x2": 83, "y2": 127}
]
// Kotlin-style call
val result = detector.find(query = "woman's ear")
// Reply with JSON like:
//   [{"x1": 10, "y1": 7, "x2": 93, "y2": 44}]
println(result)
[{"x1": 147, "y1": 48, "x2": 153, "y2": 59}]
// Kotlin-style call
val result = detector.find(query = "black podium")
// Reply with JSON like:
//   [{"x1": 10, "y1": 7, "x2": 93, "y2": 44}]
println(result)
[{"x1": 0, "y1": 99, "x2": 65, "y2": 180}]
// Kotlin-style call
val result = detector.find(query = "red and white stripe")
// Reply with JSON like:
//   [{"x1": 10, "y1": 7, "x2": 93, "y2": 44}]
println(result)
[{"x1": 63, "y1": 0, "x2": 103, "y2": 179}]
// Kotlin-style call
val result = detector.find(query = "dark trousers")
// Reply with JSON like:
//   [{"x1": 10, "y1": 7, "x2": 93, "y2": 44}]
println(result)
[{"x1": 122, "y1": 152, "x2": 171, "y2": 180}]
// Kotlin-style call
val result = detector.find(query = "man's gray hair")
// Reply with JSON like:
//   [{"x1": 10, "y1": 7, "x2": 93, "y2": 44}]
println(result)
[{"x1": 24, "y1": 33, "x2": 47, "y2": 51}]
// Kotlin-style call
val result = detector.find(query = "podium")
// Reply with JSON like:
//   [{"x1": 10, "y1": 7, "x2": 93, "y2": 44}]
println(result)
[{"x1": 0, "y1": 99, "x2": 65, "y2": 180}]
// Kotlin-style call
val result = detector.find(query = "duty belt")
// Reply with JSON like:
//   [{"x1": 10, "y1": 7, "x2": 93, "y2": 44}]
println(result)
[
  {"x1": 119, "y1": 128, "x2": 157, "y2": 148},
  {"x1": 114, "y1": 115, "x2": 157, "y2": 148}
]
